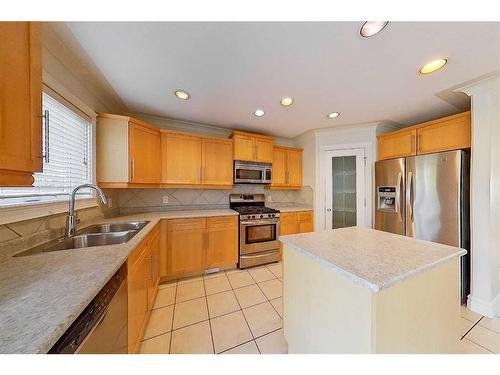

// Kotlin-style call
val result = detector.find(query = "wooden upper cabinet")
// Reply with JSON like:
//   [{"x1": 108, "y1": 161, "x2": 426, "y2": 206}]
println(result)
[
  {"x1": 377, "y1": 129, "x2": 417, "y2": 161},
  {"x1": 129, "y1": 122, "x2": 161, "y2": 184},
  {"x1": 161, "y1": 132, "x2": 202, "y2": 185},
  {"x1": 416, "y1": 111, "x2": 471, "y2": 155},
  {"x1": 233, "y1": 134, "x2": 255, "y2": 161},
  {"x1": 268, "y1": 146, "x2": 303, "y2": 189},
  {"x1": 231, "y1": 131, "x2": 274, "y2": 163},
  {"x1": 377, "y1": 111, "x2": 471, "y2": 161},
  {"x1": 255, "y1": 137, "x2": 273, "y2": 163},
  {"x1": 0, "y1": 22, "x2": 42, "y2": 186},
  {"x1": 202, "y1": 137, "x2": 233, "y2": 186}
]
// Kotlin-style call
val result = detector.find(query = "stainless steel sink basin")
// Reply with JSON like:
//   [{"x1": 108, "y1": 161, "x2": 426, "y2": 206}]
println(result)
[
  {"x1": 14, "y1": 221, "x2": 149, "y2": 257},
  {"x1": 77, "y1": 221, "x2": 149, "y2": 235}
]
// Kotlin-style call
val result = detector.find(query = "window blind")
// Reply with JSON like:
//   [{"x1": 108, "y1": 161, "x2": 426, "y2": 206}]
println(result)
[{"x1": 0, "y1": 92, "x2": 93, "y2": 206}]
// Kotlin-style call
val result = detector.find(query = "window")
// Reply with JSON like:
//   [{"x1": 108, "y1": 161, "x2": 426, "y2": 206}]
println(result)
[{"x1": 0, "y1": 92, "x2": 93, "y2": 207}]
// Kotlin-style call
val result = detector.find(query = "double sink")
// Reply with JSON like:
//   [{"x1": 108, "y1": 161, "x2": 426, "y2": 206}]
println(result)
[{"x1": 15, "y1": 221, "x2": 150, "y2": 257}]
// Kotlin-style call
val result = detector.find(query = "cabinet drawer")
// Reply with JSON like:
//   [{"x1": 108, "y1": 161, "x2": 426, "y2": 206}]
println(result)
[
  {"x1": 207, "y1": 215, "x2": 238, "y2": 229},
  {"x1": 298, "y1": 211, "x2": 313, "y2": 223},
  {"x1": 167, "y1": 218, "x2": 206, "y2": 232},
  {"x1": 280, "y1": 212, "x2": 298, "y2": 224}
]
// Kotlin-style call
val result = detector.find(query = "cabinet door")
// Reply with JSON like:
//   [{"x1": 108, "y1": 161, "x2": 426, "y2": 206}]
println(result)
[
  {"x1": 0, "y1": 22, "x2": 42, "y2": 185},
  {"x1": 280, "y1": 212, "x2": 299, "y2": 235},
  {"x1": 127, "y1": 246, "x2": 149, "y2": 353},
  {"x1": 205, "y1": 216, "x2": 238, "y2": 269},
  {"x1": 377, "y1": 129, "x2": 417, "y2": 160},
  {"x1": 161, "y1": 132, "x2": 202, "y2": 184},
  {"x1": 147, "y1": 229, "x2": 161, "y2": 310},
  {"x1": 202, "y1": 138, "x2": 233, "y2": 186},
  {"x1": 255, "y1": 138, "x2": 274, "y2": 163},
  {"x1": 233, "y1": 134, "x2": 255, "y2": 161},
  {"x1": 298, "y1": 211, "x2": 314, "y2": 233},
  {"x1": 129, "y1": 123, "x2": 161, "y2": 183},
  {"x1": 167, "y1": 218, "x2": 206, "y2": 275},
  {"x1": 287, "y1": 149, "x2": 303, "y2": 187},
  {"x1": 271, "y1": 147, "x2": 287, "y2": 187},
  {"x1": 417, "y1": 112, "x2": 471, "y2": 155}
]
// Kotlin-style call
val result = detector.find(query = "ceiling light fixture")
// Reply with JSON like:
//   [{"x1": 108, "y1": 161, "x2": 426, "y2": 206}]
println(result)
[
  {"x1": 280, "y1": 97, "x2": 294, "y2": 106},
  {"x1": 327, "y1": 112, "x2": 340, "y2": 119},
  {"x1": 360, "y1": 21, "x2": 389, "y2": 37},
  {"x1": 174, "y1": 90, "x2": 190, "y2": 100},
  {"x1": 254, "y1": 109, "x2": 265, "y2": 117},
  {"x1": 419, "y1": 59, "x2": 448, "y2": 74}
]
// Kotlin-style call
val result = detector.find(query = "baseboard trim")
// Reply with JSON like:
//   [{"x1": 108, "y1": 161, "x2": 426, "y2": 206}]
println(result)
[{"x1": 468, "y1": 293, "x2": 500, "y2": 318}]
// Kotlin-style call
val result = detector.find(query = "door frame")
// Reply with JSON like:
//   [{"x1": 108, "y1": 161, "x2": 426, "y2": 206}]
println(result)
[{"x1": 317, "y1": 142, "x2": 374, "y2": 231}]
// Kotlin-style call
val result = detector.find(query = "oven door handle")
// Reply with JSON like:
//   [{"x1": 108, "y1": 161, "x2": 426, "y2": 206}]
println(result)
[{"x1": 240, "y1": 220, "x2": 279, "y2": 225}]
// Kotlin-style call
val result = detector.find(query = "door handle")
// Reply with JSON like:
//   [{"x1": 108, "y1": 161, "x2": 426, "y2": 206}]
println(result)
[
  {"x1": 396, "y1": 172, "x2": 403, "y2": 223},
  {"x1": 407, "y1": 171, "x2": 414, "y2": 223}
]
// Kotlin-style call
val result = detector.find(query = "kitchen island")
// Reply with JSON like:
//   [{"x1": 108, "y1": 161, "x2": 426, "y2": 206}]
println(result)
[{"x1": 280, "y1": 227, "x2": 466, "y2": 354}]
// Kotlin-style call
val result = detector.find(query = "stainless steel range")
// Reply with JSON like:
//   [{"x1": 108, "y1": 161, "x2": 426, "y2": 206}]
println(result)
[{"x1": 229, "y1": 194, "x2": 281, "y2": 269}]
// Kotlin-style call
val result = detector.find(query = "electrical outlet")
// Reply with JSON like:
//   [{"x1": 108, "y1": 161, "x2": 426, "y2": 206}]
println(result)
[
  {"x1": 267, "y1": 195, "x2": 272, "y2": 202},
  {"x1": 162, "y1": 196, "x2": 169, "y2": 205}
]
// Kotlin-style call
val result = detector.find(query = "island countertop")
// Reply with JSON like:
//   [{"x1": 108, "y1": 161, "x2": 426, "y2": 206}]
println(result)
[{"x1": 280, "y1": 227, "x2": 466, "y2": 292}]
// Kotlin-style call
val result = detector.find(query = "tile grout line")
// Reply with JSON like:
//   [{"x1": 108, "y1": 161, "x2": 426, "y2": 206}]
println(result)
[
  {"x1": 168, "y1": 283, "x2": 178, "y2": 354},
  {"x1": 460, "y1": 316, "x2": 484, "y2": 340},
  {"x1": 249, "y1": 266, "x2": 283, "y2": 319},
  {"x1": 202, "y1": 276, "x2": 216, "y2": 354}
]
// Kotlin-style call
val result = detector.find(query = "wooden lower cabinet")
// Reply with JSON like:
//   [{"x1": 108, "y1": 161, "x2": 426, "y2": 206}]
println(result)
[
  {"x1": 279, "y1": 211, "x2": 314, "y2": 259},
  {"x1": 127, "y1": 223, "x2": 160, "y2": 353},
  {"x1": 165, "y1": 216, "x2": 238, "y2": 278}
]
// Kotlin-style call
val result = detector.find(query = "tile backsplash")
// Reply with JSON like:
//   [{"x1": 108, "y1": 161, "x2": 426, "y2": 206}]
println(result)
[{"x1": 114, "y1": 185, "x2": 313, "y2": 214}]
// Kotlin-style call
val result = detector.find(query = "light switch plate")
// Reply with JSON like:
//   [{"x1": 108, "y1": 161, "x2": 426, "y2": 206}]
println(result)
[{"x1": 162, "y1": 196, "x2": 169, "y2": 205}]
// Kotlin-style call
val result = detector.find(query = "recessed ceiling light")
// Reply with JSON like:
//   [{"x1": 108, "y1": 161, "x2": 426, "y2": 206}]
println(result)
[
  {"x1": 360, "y1": 21, "x2": 389, "y2": 37},
  {"x1": 174, "y1": 90, "x2": 190, "y2": 100},
  {"x1": 419, "y1": 59, "x2": 448, "y2": 74},
  {"x1": 254, "y1": 109, "x2": 265, "y2": 117},
  {"x1": 327, "y1": 112, "x2": 340, "y2": 119},
  {"x1": 280, "y1": 97, "x2": 294, "y2": 106}
]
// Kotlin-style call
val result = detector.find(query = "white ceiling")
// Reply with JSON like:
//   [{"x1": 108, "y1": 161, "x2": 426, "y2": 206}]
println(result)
[{"x1": 66, "y1": 22, "x2": 500, "y2": 138}]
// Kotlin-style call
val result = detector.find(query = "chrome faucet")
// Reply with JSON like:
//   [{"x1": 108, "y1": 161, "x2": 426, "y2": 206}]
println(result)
[{"x1": 66, "y1": 184, "x2": 108, "y2": 237}]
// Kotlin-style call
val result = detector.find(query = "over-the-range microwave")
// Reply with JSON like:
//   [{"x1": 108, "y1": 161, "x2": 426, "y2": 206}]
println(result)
[{"x1": 234, "y1": 161, "x2": 272, "y2": 184}]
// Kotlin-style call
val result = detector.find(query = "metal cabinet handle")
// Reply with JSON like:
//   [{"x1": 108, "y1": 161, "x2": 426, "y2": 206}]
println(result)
[
  {"x1": 43, "y1": 110, "x2": 50, "y2": 163},
  {"x1": 131, "y1": 160, "x2": 135, "y2": 181}
]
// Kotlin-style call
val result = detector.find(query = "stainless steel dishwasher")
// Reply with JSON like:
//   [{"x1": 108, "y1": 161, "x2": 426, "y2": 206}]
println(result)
[{"x1": 49, "y1": 263, "x2": 128, "y2": 354}]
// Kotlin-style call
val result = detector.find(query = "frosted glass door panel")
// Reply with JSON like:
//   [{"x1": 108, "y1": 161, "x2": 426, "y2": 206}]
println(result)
[{"x1": 332, "y1": 156, "x2": 357, "y2": 229}]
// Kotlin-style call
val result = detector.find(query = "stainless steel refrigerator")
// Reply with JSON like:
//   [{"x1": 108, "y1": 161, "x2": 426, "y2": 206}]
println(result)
[{"x1": 375, "y1": 150, "x2": 470, "y2": 303}]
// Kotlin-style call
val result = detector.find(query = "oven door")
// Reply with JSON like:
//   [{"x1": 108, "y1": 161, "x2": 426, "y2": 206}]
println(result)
[
  {"x1": 234, "y1": 163, "x2": 265, "y2": 183},
  {"x1": 240, "y1": 219, "x2": 280, "y2": 255}
]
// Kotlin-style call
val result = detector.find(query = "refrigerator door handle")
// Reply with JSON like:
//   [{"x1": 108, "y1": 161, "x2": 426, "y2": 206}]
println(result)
[
  {"x1": 396, "y1": 172, "x2": 403, "y2": 223},
  {"x1": 407, "y1": 171, "x2": 415, "y2": 223}
]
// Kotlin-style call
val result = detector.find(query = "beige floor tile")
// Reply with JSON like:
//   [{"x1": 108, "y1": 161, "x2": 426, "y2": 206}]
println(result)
[
  {"x1": 176, "y1": 280, "x2": 205, "y2": 303},
  {"x1": 170, "y1": 321, "x2": 214, "y2": 354},
  {"x1": 256, "y1": 329, "x2": 288, "y2": 354},
  {"x1": 457, "y1": 338, "x2": 492, "y2": 354},
  {"x1": 204, "y1": 275, "x2": 232, "y2": 295},
  {"x1": 466, "y1": 324, "x2": 500, "y2": 353},
  {"x1": 248, "y1": 266, "x2": 276, "y2": 283},
  {"x1": 267, "y1": 263, "x2": 282, "y2": 278},
  {"x1": 154, "y1": 287, "x2": 176, "y2": 309},
  {"x1": 270, "y1": 297, "x2": 283, "y2": 318},
  {"x1": 177, "y1": 275, "x2": 204, "y2": 285},
  {"x1": 204, "y1": 271, "x2": 226, "y2": 280},
  {"x1": 478, "y1": 316, "x2": 500, "y2": 335},
  {"x1": 207, "y1": 290, "x2": 240, "y2": 318},
  {"x1": 143, "y1": 305, "x2": 174, "y2": 340},
  {"x1": 172, "y1": 297, "x2": 208, "y2": 330},
  {"x1": 222, "y1": 340, "x2": 260, "y2": 354},
  {"x1": 140, "y1": 333, "x2": 171, "y2": 354},
  {"x1": 459, "y1": 317, "x2": 476, "y2": 338},
  {"x1": 243, "y1": 302, "x2": 282, "y2": 338},
  {"x1": 211, "y1": 310, "x2": 253, "y2": 353},
  {"x1": 461, "y1": 305, "x2": 483, "y2": 323},
  {"x1": 258, "y1": 279, "x2": 283, "y2": 300},
  {"x1": 227, "y1": 270, "x2": 255, "y2": 289},
  {"x1": 159, "y1": 280, "x2": 177, "y2": 289},
  {"x1": 234, "y1": 284, "x2": 267, "y2": 308}
]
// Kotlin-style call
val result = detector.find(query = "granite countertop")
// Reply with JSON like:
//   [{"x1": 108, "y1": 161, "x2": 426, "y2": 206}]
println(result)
[
  {"x1": 280, "y1": 227, "x2": 466, "y2": 293},
  {"x1": 267, "y1": 203, "x2": 313, "y2": 212},
  {"x1": 0, "y1": 209, "x2": 237, "y2": 354}
]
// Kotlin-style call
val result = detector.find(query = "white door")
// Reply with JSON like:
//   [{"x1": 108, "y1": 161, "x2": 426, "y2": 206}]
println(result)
[{"x1": 325, "y1": 148, "x2": 366, "y2": 230}]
